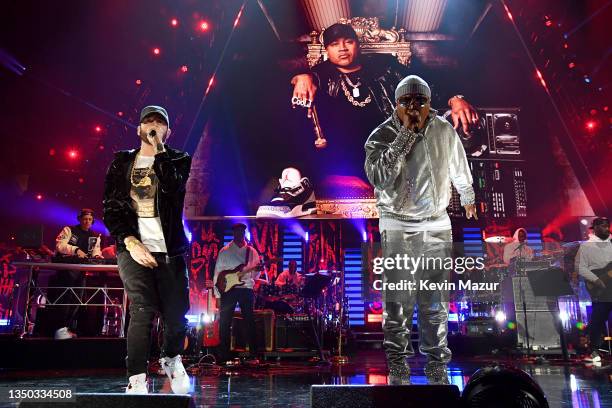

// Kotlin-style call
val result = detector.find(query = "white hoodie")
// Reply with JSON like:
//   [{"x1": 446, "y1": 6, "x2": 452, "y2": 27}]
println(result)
[
  {"x1": 502, "y1": 228, "x2": 535, "y2": 265},
  {"x1": 575, "y1": 234, "x2": 612, "y2": 283}
]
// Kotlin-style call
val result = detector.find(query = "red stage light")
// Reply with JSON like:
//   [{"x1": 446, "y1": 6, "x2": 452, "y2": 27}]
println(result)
[
  {"x1": 604, "y1": 106, "x2": 609, "y2": 112},
  {"x1": 98, "y1": 145, "x2": 105, "y2": 150},
  {"x1": 367, "y1": 375, "x2": 388, "y2": 385},
  {"x1": 563, "y1": 43, "x2": 569, "y2": 49},
  {"x1": 200, "y1": 21, "x2": 209, "y2": 31},
  {"x1": 586, "y1": 121, "x2": 596, "y2": 130},
  {"x1": 135, "y1": 79, "x2": 142, "y2": 85},
  {"x1": 153, "y1": 47, "x2": 160, "y2": 55},
  {"x1": 535, "y1": 69, "x2": 547, "y2": 88},
  {"x1": 171, "y1": 18, "x2": 178, "y2": 27},
  {"x1": 568, "y1": 62, "x2": 575, "y2": 69},
  {"x1": 367, "y1": 314, "x2": 383, "y2": 323},
  {"x1": 590, "y1": 109, "x2": 598, "y2": 116},
  {"x1": 49, "y1": 148, "x2": 56, "y2": 156},
  {"x1": 503, "y1": 4, "x2": 514, "y2": 21},
  {"x1": 78, "y1": 177, "x2": 84, "y2": 184},
  {"x1": 68, "y1": 149, "x2": 78, "y2": 159},
  {"x1": 95, "y1": 125, "x2": 102, "y2": 132},
  {"x1": 36, "y1": 194, "x2": 43, "y2": 200},
  {"x1": 180, "y1": 65, "x2": 188, "y2": 73},
  {"x1": 117, "y1": 111, "x2": 123, "y2": 116}
]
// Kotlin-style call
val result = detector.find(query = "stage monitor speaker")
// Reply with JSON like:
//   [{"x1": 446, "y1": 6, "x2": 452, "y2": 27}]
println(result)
[
  {"x1": 19, "y1": 393, "x2": 195, "y2": 408},
  {"x1": 311, "y1": 384, "x2": 460, "y2": 408}
]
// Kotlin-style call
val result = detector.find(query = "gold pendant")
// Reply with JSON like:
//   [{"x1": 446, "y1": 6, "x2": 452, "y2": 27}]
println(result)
[
  {"x1": 353, "y1": 87, "x2": 360, "y2": 98},
  {"x1": 140, "y1": 176, "x2": 152, "y2": 187}
]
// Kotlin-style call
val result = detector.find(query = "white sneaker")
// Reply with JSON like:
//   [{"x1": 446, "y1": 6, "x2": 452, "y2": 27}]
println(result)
[
  {"x1": 54, "y1": 327, "x2": 76, "y2": 340},
  {"x1": 160, "y1": 355, "x2": 190, "y2": 394},
  {"x1": 126, "y1": 373, "x2": 148, "y2": 394}
]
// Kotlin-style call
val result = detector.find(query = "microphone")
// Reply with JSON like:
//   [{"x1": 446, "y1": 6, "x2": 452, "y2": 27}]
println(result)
[{"x1": 148, "y1": 129, "x2": 163, "y2": 152}]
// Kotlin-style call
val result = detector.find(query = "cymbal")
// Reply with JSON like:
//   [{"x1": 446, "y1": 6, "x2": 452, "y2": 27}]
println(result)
[{"x1": 484, "y1": 236, "x2": 513, "y2": 244}]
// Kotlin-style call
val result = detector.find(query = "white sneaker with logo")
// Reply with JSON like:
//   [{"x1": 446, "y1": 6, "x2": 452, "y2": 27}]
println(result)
[
  {"x1": 256, "y1": 168, "x2": 317, "y2": 218},
  {"x1": 160, "y1": 355, "x2": 190, "y2": 394},
  {"x1": 126, "y1": 373, "x2": 148, "y2": 394}
]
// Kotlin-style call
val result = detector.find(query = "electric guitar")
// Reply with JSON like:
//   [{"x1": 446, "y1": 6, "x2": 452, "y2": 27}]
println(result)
[
  {"x1": 202, "y1": 287, "x2": 220, "y2": 347},
  {"x1": 215, "y1": 262, "x2": 264, "y2": 294},
  {"x1": 586, "y1": 261, "x2": 612, "y2": 301}
]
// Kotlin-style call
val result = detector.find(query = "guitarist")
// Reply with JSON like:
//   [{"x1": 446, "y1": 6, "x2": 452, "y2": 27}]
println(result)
[
  {"x1": 213, "y1": 223, "x2": 261, "y2": 364},
  {"x1": 576, "y1": 217, "x2": 612, "y2": 363}
]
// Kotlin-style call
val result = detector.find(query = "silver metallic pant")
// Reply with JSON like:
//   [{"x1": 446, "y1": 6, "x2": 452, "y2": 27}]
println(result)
[{"x1": 381, "y1": 229, "x2": 452, "y2": 370}]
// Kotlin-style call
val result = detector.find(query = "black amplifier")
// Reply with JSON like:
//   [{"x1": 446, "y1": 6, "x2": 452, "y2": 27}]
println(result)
[{"x1": 275, "y1": 315, "x2": 316, "y2": 350}]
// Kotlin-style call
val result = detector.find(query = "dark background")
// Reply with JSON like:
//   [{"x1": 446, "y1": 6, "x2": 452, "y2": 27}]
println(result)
[{"x1": 0, "y1": 0, "x2": 609, "y2": 246}]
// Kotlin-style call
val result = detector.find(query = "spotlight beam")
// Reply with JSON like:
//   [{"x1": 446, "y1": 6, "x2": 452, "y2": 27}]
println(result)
[
  {"x1": 182, "y1": 1, "x2": 248, "y2": 152},
  {"x1": 256, "y1": 0, "x2": 281, "y2": 42},
  {"x1": 499, "y1": 0, "x2": 608, "y2": 213},
  {"x1": 564, "y1": 0, "x2": 612, "y2": 38}
]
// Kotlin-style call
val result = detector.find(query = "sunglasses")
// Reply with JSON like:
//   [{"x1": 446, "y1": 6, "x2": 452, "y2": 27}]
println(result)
[{"x1": 398, "y1": 95, "x2": 429, "y2": 108}]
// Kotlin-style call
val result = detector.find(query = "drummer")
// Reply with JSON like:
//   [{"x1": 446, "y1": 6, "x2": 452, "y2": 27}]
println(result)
[{"x1": 275, "y1": 260, "x2": 305, "y2": 288}]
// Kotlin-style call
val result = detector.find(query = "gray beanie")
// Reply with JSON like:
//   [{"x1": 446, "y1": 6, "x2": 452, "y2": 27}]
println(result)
[{"x1": 394, "y1": 75, "x2": 431, "y2": 101}]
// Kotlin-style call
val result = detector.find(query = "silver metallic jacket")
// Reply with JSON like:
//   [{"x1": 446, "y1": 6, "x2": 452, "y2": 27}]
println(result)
[{"x1": 364, "y1": 110, "x2": 475, "y2": 221}]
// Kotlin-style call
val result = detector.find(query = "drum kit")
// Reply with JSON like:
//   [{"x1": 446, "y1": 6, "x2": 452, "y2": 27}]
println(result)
[{"x1": 254, "y1": 269, "x2": 347, "y2": 331}]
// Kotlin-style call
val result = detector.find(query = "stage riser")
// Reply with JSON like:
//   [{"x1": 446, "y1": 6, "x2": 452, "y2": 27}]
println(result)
[{"x1": 1, "y1": 337, "x2": 126, "y2": 369}]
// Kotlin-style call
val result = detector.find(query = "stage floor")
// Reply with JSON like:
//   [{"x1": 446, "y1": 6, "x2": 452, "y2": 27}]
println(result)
[{"x1": 0, "y1": 351, "x2": 610, "y2": 407}]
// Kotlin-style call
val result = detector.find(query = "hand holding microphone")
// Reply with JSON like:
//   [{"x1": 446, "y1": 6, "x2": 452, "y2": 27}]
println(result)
[{"x1": 148, "y1": 130, "x2": 164, "y2": 153}]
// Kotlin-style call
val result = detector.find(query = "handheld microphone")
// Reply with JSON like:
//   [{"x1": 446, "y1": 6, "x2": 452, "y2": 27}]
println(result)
[{"x1": 149, "y1": 130, "x2": 157, "y2": 138}]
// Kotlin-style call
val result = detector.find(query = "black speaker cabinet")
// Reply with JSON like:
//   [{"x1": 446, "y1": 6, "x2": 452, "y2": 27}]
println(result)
[
  {"x1": 19, "y1": 393, "x2": 195, "y2": 408},
  {"x1": 311, "y1": 384, "x2": 461, "y2": 407}
]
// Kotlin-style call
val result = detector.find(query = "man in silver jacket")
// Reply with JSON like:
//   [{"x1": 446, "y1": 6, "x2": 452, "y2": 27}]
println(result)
[{"x1": 364, "y1": 75, "x2": 477, "y2": 385}]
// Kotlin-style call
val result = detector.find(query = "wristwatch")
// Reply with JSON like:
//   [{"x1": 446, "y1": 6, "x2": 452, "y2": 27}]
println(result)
[{"x1": 125, "y1": 238, "x2": 140, "y2": 252}]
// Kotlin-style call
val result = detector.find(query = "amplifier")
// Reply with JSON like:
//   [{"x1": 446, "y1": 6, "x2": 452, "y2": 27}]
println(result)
[
  {"x1": 275, "y1": 314, "x2": 316, "y2": 350},
  {"x1": 231, "y1": 309, "x2": 275, "y2": 352},
  {"x1": 501, "y1": 277, "x2": 561, "y2": 348}
]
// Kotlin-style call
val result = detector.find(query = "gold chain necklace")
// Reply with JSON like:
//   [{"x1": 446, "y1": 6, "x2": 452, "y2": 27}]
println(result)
[
  {"x1": 340, "y1": 76, "x2": 371, "y2": 107},
  {"x1": 130, "y1": 152, "x2": 154, "y2": 187}
]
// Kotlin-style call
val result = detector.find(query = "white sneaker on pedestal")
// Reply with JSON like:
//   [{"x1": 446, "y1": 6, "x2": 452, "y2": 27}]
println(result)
[
  {"x1": 160, "y1": 355, "x2": 190, "y2": 394},
  {"x1": 126, "y1": 373, "x2": 148, "y2": 394}
]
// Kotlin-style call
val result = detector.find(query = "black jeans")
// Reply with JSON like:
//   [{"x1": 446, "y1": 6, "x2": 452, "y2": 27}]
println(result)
[
  {"x1": 117, "y1": 251, "x2": 189, "y2": 376},
  {"x1": 590, "y1": 302, "x2": 612, "y2": 351},
  {"x1": 218, "y1": 288, "x2": 257, "y2": 360}
]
